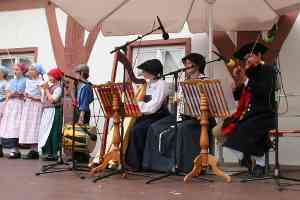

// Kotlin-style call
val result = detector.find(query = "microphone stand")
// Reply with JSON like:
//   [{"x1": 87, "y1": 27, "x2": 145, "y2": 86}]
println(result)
[
  {"x1": 146, "y1": 59, "x2": 221, "y2": 184},
  {"x1": 36, "y1": 75, "x2": 94, "y2": 178},
  {"x1": 65, "y1": 74, "x2": 96, "y2": 174},
  {"x1": 36, "y1": 79, "x2": 74, "y2": 176},
  {"x1": 111, "y1": 26, "x2": 163, "y2": 54}
]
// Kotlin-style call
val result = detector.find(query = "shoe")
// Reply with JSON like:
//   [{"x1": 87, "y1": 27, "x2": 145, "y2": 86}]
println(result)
[
  {"x1": 8, "y1": 152, "x2": 21, "y2": 159},
  {"x1": 0, "y1": 147, "x2": 3, "y2": 158},
  {"x1": 124, "y1": 164, "x2": 140, "y2": 172},
  {"x1": 239, "y1": 154, "x2": 253, "y2": 173},
  {"x1": 23, "y1": 150, "x2": 39, "y2": 160},
  {"x1": 42, "y1": 155, "x2": 58, "y2": 162},
  {"x1": 251, "y1": 165, "x2": 265, "y2": 177}
]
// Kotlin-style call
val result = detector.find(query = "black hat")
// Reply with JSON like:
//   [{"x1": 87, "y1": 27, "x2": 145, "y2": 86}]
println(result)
[
  {"x1": 233, "y1": 42, "x2": 268, "y2": 60},
  {"x1": 137, "y1": 59, "x2": 163, "y2": 76}
]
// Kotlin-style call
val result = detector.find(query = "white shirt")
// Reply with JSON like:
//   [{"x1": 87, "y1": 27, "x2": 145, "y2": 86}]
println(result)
[
  {"x1": 244, "y1": 78, "x2": 249, "y2": 87},
  {"x1": 138, "y1": 79, "x2": 170, "y2": 115},
  {"x1": 25, "y1": 79, "x2": 43, "y2": 97}
]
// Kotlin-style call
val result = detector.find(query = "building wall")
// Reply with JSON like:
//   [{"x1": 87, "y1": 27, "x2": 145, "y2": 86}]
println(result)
[{"x1": 1, "y1": 8, "x2": 300, "y2": 165}]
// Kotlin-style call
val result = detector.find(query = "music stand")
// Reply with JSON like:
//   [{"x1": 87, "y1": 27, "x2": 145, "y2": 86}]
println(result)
[
  {"x1": 180, "y1": 79, "x2": 231, "y2": 183},
  {"x1": 91, "y1": 82, "x2": 144, "y2": 181}
]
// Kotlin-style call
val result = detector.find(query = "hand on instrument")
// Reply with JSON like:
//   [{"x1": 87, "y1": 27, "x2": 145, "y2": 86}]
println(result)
[
  {"x1": 40, "y1": 81, "x2": 49, "y2": 90},
  {"x1": 245, "y1": 53, "x2": 260, "y2": 70},
  {"x1": 232, "y1": 65, "x2": 246, "y2": 87}
]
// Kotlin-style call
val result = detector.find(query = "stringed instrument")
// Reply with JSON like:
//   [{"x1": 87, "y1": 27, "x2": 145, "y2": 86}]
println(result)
[{"x1": 89, "y1": 50, "x2": 146, "y2": 174}]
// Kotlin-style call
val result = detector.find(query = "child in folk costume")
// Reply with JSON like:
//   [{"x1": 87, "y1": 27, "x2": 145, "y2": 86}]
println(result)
[
  {"x1": 38, "y1": 68, "x2": 64, "y2": 161},
  {"x1": 19, "y1": 64, "x2": 46, "y2": 159},
  {"x1": 0, "y1": 63, "x2": 27, "y2": 159},
  {"x1": 0, "y1": 66, "x2": 9, "y2": 157},
  {"x1": 73, "y1": 64, "x2": 94, "y2": 125}
]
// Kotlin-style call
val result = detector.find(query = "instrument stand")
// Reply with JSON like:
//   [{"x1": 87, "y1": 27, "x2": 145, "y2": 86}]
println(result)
[
  {"x1": 36, "y1": 78, "x2": 89, "y2": 179},
  {"x1": 240, "y1": 62, "x2": 300, "y2": 191}
]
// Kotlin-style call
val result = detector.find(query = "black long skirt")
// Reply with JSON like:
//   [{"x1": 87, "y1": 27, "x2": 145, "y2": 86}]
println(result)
[
  {"x1": 223, "y1": 112, "x2": 276, "y2": 157},
  {"x1": 142, "y1": 115, "x2": 215, "y2": 173},
  {"x1": 125, "y1": 111, "x2": 169, "y2": 170}
]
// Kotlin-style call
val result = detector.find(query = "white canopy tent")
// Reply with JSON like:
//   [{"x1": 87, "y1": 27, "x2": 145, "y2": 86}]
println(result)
[
  {"x1": 50, "y1": 0, "x2": 300, "y2": 63},
  {"x1": 50, "y1": 0, "x2": 300, "y2": 34}
]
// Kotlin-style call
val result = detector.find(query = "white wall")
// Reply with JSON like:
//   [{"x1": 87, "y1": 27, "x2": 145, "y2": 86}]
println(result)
[{"x1": 1, "y1": 8, "x2": 300, "y2": 165}]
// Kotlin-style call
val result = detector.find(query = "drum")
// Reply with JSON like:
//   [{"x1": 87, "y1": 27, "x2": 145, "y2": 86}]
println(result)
[{"x1": 63, "y1": 124, "x2": 96, "y2": 153}]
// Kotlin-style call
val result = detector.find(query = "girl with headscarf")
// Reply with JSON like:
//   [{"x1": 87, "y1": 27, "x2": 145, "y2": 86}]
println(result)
[
  {"x1": 38, "y1": 68, "x2": 64, "y2": 161},
  {"x1": 19, "y1": 64, "x2": 46, "y2": 159},
  {"x1": 0, "y1": 66, "x2": 9, "y2": 157},
  {"x1": 0, "y1": 63, "x2": 27, "y2": 158}
]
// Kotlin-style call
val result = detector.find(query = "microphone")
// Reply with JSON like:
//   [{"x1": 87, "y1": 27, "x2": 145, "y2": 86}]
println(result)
[
  {"x1": 157, "y1": 16, "x2": 169, "y2": 40},
  {"x1": 159, "y1": 66, "x2": 193, "y2": 78},
  {"x1": 212, "y1": 50, "x2": 229, "y2": 63},
  {"x1": 212, "y1": 50, "x2": 236, "y2": 67}
]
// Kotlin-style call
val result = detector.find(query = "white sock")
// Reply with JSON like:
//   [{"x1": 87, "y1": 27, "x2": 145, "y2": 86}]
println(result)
[
  {"x1": 31, "y1": 144, "x2": 38, "y2": 152},
  {"x1": 11, "y1": 147, "x2": 20, "y2": 153},
  {"x1": 228, "y1": 148, "x2": 243, "y2": 160},
  {"x1": 252, "y1": 155, "x2": 265, "y2": 167}
]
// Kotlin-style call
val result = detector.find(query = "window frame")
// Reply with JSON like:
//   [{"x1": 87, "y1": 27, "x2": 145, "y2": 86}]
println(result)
[
  {"x1": 0, "y1": 47, "x2": 38, "y2": 79},
  {"x1": 127, "y1": 38, "x2": 191, "y2": 64}
]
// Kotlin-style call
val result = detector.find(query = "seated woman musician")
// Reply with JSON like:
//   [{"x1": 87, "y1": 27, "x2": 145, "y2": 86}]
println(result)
[
  {"x1": 142, "y1": 53, "x2": 216, "y2": 173},
  {"x1": 125, "y1": 59, "x2": 170, "y2": 171},
  {"x1": 217, "y1": 42, "x2": 277, "y2": 178}
]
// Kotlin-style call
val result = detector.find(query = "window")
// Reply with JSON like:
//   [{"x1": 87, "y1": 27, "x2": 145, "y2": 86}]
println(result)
[
  {"x1": 128, "y1": 38, "x2": 191, "y2": 82},
  {"x1": 0, "y1": 47, "x2": 37, "y2": 79}
]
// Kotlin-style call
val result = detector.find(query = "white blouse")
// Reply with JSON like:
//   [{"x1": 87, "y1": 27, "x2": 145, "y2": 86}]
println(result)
[{"x1": 138, "y1": 79, "x2": 170, "y2": 115}]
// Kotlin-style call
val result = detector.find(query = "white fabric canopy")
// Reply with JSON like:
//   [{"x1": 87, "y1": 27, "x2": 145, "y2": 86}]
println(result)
[{"x1": 51, "y1": 0, "x2": 300, "y2": 34}]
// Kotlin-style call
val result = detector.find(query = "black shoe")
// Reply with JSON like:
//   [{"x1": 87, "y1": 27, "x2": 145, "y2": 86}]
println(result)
[
  {"x1": 0, "y1": 147, "x2": 3, "y2": 158},
  {"x1": 251, "y1": 165, "x2": 265, "y2": 177},
  {"x1": 23, "y1": 150, "x2": 39, "y2": 160},
  {"x1": 8, "y1": 152, "x2": 21, "y2": 159},
  {"x1": 42, "y1": 155, "x2": 58, "y2": 162},
  {"x1": 124, "y1": 164, "x2": 140, "y2": 172},
  {"x1": 239, "y1": 154, "x2": 253, "y2": 173}
]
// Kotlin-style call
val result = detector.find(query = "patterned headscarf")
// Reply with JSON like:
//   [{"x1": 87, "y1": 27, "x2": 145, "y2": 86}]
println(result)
[{"x1": 16, "y1": 63, "x2": 28, "y2": 74}]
